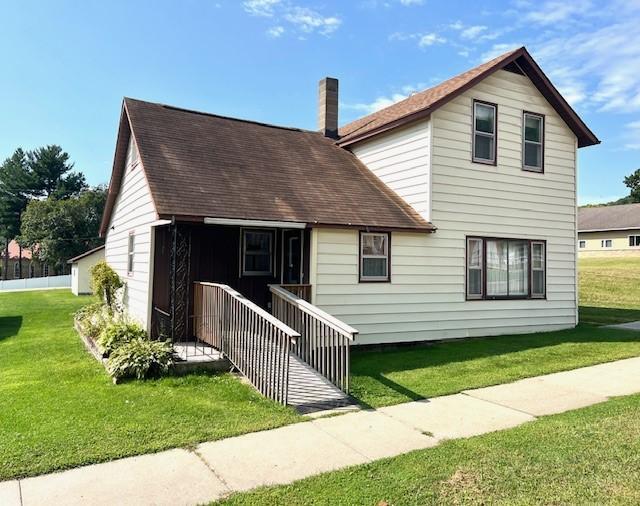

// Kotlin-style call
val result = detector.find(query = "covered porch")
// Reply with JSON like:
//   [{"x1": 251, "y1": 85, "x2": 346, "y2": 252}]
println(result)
[{"x1": 150, "y1": 221, "x2": 357, "y2": 413}]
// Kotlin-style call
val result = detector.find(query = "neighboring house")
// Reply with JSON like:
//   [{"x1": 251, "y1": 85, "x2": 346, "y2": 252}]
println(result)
[
  {"x1": 578, "y1": 203, "x2": 640, "y2": 257},
  {"x1": 100, "y1": 46, "x2": 599, "y2": 346},
  {"x1": 0, "y1": 240, "x2": 54, "y2": 280},
  {"x1": 68, "y1": 245, "x2": 105, "y2": 295}
]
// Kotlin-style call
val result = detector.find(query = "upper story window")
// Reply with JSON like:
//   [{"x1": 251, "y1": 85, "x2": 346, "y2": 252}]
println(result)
[
  {"x1": 360, "y1": 231, "x2": 390, "y2": 282},
  {"x1": 629, "y1": 235, "x2": 640, "y2": 247},
  {"x1": 601, "y1": 239, "x2": 612, "y2": 248},
  {"x1": 242, "y1": 229, "x2": 274, "y2": 276},
  {"x1": 127, "y1": 233, "x2": 135, "y2": 275},
  {"x1": 579, "y1": 240, "x2": 586, "y2": 248},
  {"x1": 472, "y1": 100, "x2": 497, "y2": 165},
  {"x1": 523, "y1": 112, "x2": 544, "y2": 172},
  {"x1": 125, "y1": 137, "x2": 139, "y2": 169}
]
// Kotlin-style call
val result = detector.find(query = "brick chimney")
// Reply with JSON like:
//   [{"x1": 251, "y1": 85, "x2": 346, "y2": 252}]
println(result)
[{"x1": 318, "y1": 77, "x2": 338, "y2": 139}]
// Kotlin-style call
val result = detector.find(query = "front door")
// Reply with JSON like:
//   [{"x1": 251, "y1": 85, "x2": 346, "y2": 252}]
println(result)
[{"x1": 282, "y1": 229, "x2": 302, "y2": 284}]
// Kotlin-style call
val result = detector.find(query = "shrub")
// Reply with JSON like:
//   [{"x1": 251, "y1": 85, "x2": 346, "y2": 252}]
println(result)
[
  {"x1": 75, "y1": 302, "x2": 113, "y2": 340},
  {"x1": 107, "y1": 338, "x2": 174, "y2": 380},
  {"x1": 90, "y1": 261, "x2": 123, "y2": 309},
  {"x1": 97, "y1": 322, "x2": 147, "y2": 356}
]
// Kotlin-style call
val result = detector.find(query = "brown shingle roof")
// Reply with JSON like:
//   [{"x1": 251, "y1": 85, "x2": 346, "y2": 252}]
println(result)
[
  {"x1": 100, "y1": 99, "x2": 434, "y2": 235},
  {"x1": 339, "y1": 47, "x2": 599, "y2": 148},
  {"x1": 578, "y1": 203, "x2": 640, "y2": 232}
]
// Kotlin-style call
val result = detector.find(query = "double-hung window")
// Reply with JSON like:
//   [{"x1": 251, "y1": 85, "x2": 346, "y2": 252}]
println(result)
[
  {"x1": 629, "y1": 235, "x2": 640, "y2": 247},
  {"x1": 523, "y1": 112, "x2": 544, "y2": 172},
  {"x1": 466, "y1": 237, "x2": 546, "y2": 300},
  {"x1": 360, "y1": 232, "x2": 390, "y2": 282},
  {"x1": 473, "y1": 100, "x2": 497, "y2": 165},
  {"x1": 242, "y1": 229, "x2": 274, "y2": 276}
]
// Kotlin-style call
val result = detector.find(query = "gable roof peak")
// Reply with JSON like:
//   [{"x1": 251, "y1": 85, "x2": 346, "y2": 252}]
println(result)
[{"x1": 338, "y1": 46, "x2": 599, "y2": 149}]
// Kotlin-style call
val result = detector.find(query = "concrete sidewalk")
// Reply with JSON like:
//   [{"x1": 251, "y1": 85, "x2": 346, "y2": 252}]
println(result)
[{"x1": 3, "y1": 356, "x2": 640, "y2": 506}]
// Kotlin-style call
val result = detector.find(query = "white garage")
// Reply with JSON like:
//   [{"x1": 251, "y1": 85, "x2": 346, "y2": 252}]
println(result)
[{"x1": 68, "y1": 245, "x2": 105, "y2": 296}]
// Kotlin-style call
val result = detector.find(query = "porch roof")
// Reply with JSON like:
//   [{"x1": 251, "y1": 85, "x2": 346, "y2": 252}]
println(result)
[{"x1": 103, "y1": 98, "x2": 434, "y2": 234}]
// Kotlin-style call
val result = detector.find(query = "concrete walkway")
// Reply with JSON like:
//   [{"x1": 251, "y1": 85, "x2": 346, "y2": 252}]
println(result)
[{"x1": 3, "y1": 356, "x2": 640, "y2": 506}]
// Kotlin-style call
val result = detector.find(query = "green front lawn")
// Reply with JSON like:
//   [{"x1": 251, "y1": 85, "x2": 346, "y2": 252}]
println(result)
[
  {"x1": 219, "y1": 394, "x2": 640, "y2": 505},
  {"x1": 350, "y1": 324, "x2": 640, "y2": 408},
  {"x1": 579, "y1": 257, "x2": 640, "y2": 324},
  {"x1": 0, "y1": 290, "x2": 301, "y2": 481}
]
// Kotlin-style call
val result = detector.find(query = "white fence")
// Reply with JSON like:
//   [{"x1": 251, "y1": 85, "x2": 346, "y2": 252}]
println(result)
[{"x1": 0, "y1": 275, "x2": 71, "y2": 292}]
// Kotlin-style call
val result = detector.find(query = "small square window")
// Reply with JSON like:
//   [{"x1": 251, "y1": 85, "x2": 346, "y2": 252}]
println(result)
[
  {"x1": 360, "y1": 232, "x2": 390, "y2": 282},
  {"x1": 579, "y1": 240, "x2": 586, "y2": 249},
  {"x1": 601, "y1": 239, "x2": 612, "y2": 248},
  {"x1": 242, "y1": 229, "x2": 274, "y2": 276}
]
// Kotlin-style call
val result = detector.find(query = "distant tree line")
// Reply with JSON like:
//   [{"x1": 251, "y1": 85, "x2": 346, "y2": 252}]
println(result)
[
  {"x1": 0, "y1": 145, "x2": 106, "y2": 279},
  {"x1": 581, "y1": 168, "x2": 640, "y2": 208}
]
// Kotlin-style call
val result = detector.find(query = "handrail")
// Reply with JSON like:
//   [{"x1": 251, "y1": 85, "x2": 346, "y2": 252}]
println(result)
[
  {"x1": 269, "y1": 284, "x2": 358, "y2": 340},
  {"x1": 198, "y1": 282, "x2": 300, "y2": 341}
]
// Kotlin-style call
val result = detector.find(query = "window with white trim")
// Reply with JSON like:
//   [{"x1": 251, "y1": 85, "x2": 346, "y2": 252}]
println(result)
[
  {"x1": 473, "y1": 101, "x2": 496, "y2": 164},
  {"x1": 242, "y1": 229, "x2": 274, "y2": 276},
  {"x1": 601, "y1": 239, "x2": 612, "y2": 248},
  {"x1": 127, "y1": 233, "x2": 135, "y2": 274},
  {"x1": 360, "y1": 232, "x2": 390, "y2": 282},
  {"x1": 523, "y1": 112, "x2": 544, "y2": 172},
  {"x1": 579, "y1": 240, "x2": 586, "y2": 248},
  {"x1": 629, "y1": 235, "x2": 640, "y2": 247},
  {"x1": 466, "y1": 237, "x2": 546, "y2": 300}
]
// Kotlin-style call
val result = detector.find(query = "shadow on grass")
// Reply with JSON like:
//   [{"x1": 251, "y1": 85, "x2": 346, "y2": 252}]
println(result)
[
  {"x1": 349, "y1": 323, "x2": 640, "y2": 407},
  {"x1": 0, "y1": 316, "x2": 23, "y2": 341},
  {"x1": 579, "y1": 306, "x2": 640, "y2": 326}
]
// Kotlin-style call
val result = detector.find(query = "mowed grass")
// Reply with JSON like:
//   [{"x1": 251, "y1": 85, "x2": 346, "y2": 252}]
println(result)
[
  {"x1": 350, "y1": 324, "x2": 640, "y2": 408},
  {"x1": 0, "y1": 290, "x2": 301, "y2": 481},
  {"x1": 219, "y1": 394, "x2": 640, "y2": 505},
  {"x1": 579, "y1": 256, "x2": 640, "y2": 324}
]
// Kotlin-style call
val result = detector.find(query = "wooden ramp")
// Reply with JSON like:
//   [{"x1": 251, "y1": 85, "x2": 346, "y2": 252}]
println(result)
[{"x1": 287, "y1": 353, "x2": 358, "y2": 415}]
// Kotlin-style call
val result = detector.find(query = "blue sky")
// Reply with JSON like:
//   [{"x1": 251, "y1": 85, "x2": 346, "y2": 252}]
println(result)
[{"x1": 1, "y1": 0, "x2": 638, "y2": 204}]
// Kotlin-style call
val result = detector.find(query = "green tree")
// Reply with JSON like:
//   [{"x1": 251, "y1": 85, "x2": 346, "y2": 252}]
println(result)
[
  {"x1": 19, "y1": 187, "x2": 107, "y2": 272},
  {"x1": 0, "y1": 149, "x2": 32, "y2": 278},
  {"x1": 27, "y1": 145, "x2": 87, "y2": 199},
  {"x1": 623, "y1": 168, "x2": 640, "y2": 203}
]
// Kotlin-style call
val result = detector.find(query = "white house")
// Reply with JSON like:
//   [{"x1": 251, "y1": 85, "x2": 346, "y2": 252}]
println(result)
[
  {"x1": 68, "y1": 245, "x2": 105, "y2": 295},
  {"x1": 100, "y1": 46, "x2": 598, "y2": 347}
]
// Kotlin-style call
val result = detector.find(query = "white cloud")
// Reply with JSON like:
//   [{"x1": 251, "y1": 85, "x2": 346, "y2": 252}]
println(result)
[
  {"x1": 524, "y1": 0, "x2": 592, "y2": 25},
  {"x1": 284, "y1": 7, "x2": 341, "y2": 35},
  {"x1": 533, "y1": 20, "x2": 640, "y2": 111},
  {"x1": 266, "y1": 25, "x2": 285, "y2": 38},
  {"x1": 243, "y1": 0, "x2": 281, "y2": 17},
  {"x1": 243, "y1": 2, "x2": 342, "y2": 37},
  {"x1": 624, "y1": 121, "x2": 640, "y2": 150},
  {"x1": 480, "y1": 43, "x2": 519, "y2": 61},
  {"x1": 342, "y1": 83, "x2": 427, "y2": 115},
  {"x1": 418, "y1": 33, "x2": 446, "y2": 47},
  {"x1": 460, "y1": 25, "x2": 487, "y2": 40},
  {"x1": 398, "y1": 0, "x2": 424, "y2": 5}
]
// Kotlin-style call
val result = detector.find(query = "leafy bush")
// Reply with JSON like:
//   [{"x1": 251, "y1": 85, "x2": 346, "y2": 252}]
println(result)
[
  {"x1": 75, "y1": 302, "x2": 113, "y2": 340},
  {"x1": 97, "y1": 322, "x2": 147, "y2": 356},
  {"x1": 90, "y1": 261, "x2": 123, "y2": 309},
  {"x1": 107, "y1": 338, "x2": 174, "y2": 380}
]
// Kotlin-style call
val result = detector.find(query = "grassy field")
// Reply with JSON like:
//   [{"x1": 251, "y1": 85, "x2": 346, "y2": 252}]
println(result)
[
  {"x1": 0, "y1": 290, "x2": 301, "y2": 481},
  {"x1": 579, "y1": 257, "x2": 640, "y2": 324},
  {"x1": 219, "y1": 394, "x2": 640, "y2": 505},
  {"x1": 350, "y1": 324, "x2": 640, "y2": 408}
]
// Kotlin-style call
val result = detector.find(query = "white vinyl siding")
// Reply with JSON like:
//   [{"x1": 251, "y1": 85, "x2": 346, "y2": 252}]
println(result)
[
  {"x1": 104, "y1": 136, "x2": 157, "y2": 329},
  {"x1": 350, "y1": 120, "x2": 431, "y2": 222},
  {"x1": 71, "y1": 248, "x2": 105, "y2": 296},
  {"x1": 324, "y1": 69, "x2": 577, "y2": 345}
]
